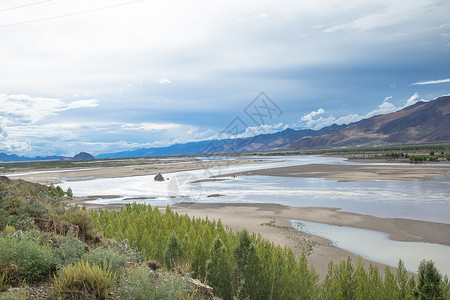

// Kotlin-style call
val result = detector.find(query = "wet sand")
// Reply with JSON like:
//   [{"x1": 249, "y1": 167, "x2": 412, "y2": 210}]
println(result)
[{"x1": 215, "y1": 163, "x2": 450, "y2": 182}]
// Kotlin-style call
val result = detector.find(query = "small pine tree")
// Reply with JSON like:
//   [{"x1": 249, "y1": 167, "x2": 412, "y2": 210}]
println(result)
[
  {"x1": 164, "y1": 232, "x2": 182, "y2": 270},
  {"x1": 417, "y1": 259, "x2": 444, "y2": 300},
  {"x1": 66, "y1": 187, "x2": 73, "y2": 199},
  {"x1": 206, "y1": 236, "x2": 232, "y2": 300},
  {"x1": 233, "y1": 229, "x2": 251, "y2": 275}
]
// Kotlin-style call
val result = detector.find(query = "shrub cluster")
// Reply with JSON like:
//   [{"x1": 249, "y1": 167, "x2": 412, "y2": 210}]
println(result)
[
  {"x1": 53, "y1": 260, "x2": 116, "y2": 299},
  {"x1": 116, "y1": 265, "x2": 191, "y2": 300}
]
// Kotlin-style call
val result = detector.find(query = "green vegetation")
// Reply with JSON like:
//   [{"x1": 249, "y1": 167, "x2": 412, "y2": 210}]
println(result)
[
  {"x1": 53, "y1": 260, "x2": 116, "y2": 299},
  {"x1": 90, "y1": 203, "x2": 450, "y2": 300},
  {"x1": 0, "y1": 177, "x2": 205, "y2": 299},
  {"x1": 116, "y1": 265, "x2": 192, "y2": 300},
  {"x1": 0, "y1": 230, "x2": 56, "y2": 284},
  {"x1": 1, "y1": 176, "x2": 449, "y2": 299}
]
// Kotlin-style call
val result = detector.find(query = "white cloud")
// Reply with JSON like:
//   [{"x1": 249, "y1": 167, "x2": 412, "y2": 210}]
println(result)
[
  {"x1": 413, "y1": 78, "x2": 450, "y2": 85},
  {"x1": 0, "y1": 94, "x2": 98, "y2": 125},
  {"x1": 158, "y1": 78, "x2": 172, "y2": 85},
  {"x1": 66, "y1": 99, "x2": 99, "y2": 109},
  {"x1": 0, "y1": 122, "x2": 7, "y2": 140},
  {"x1": 299, "y1": 93, "x2": 429, "y2": 130},
  {"x1": 301, "y1": 108, "x2": 325, "y2": 121},
  {"x1": 221, "y1": 122, "x2": 286, "y2": 139},
  {"x1": 323, "y1": 1, "x2": 436, "y2": 33},
  {"x1": 404, "y1": 92, "x2": 420, "y2": 107},
  {"x1": 121, "y1": 122, "x2": 181, "y2": 131}
]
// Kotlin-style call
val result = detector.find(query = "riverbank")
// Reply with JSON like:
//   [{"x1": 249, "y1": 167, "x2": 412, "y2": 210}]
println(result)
[
  {"x1": 171, "y1": 203, "x2": 450, "y2": 277},
  {"x1": 5, "y1": 158, "x2": 263, "y2": 185}
]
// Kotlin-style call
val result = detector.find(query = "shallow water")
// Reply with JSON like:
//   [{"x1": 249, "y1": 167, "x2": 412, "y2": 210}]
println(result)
[
  {"x1": 52, "y1": 155, "x2": 450, "y2": 223},
  {"x1": 292, "y1": 220, "x2": 450, "y2": 276}
]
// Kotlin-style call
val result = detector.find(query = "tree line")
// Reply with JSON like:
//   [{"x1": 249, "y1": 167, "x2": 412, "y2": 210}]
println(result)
[{"x1": 89, "y1": 204, "x2": 450, "y2": 299}]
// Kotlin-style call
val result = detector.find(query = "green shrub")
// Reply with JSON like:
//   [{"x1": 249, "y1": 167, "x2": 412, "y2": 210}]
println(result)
[
  {"x1": 0, "y1": 273, "x2": 10, "y2": 292},
  {"x1": 164, "y1": 232, "x2": 182, "y2": 270},
  {"x1": 67, "y1": 209, "x2": 100, "y2": 244},
  {"x1": 54, "y1": 231, "x2": 86, "y2": 269},
  {"x1": 2, "y1": 225, "x2": 15, "y2": 235},
  {"x1": 0, "y1": 288, "x2": 27, "y2": 300},
  {"x1": 116, "y1": 266, "x2": 191, "y2": 300},
  {"x1": 103, "y1": 238, "x2": 146, "y2": 265},
  {"x1": 82, "y1": 246, "x2": 127, "y2": 272},
  {"x1": 0, "y1": 232, "x2": 55, "y2": 284},
  {"x1": 53, "y1": 260, "x2": 116, "y2": 299}
]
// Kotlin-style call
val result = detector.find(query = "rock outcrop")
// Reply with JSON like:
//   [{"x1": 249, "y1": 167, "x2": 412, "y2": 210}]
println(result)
[{"x1": 154, "y1": 172, "x2": 165, "y2": 181}]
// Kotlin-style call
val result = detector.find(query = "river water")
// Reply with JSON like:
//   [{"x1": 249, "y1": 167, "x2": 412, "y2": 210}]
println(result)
[
  {"x1": 54, "y1": 155, "x2": 450, "y2": 224},
  {"x1": 293, "y1": 220, "x2": 450, "y2": 275}
]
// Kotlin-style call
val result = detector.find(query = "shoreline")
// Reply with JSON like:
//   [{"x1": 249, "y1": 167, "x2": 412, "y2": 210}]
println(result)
[{"x1": 214, "y1": 163, "x2": 450, "y2": 182}]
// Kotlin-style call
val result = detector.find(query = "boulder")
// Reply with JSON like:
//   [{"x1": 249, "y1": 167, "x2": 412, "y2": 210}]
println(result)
[{"x1": 154, "y1": 172, "x2": 165, "y2": 181}]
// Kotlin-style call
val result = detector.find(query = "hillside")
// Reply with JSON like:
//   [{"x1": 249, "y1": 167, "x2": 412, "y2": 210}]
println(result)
[{"x1": 288, "y1": 96, "x2": 450, "y2": 150}]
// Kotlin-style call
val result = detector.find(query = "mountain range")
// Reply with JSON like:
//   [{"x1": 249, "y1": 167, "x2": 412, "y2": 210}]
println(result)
[
  {"x1": 1, "y1": 96, "x2": 449, "y2": 161},
  {"x1": 0, "y1": 152, "x2": 95, "y2": 162},
  {"x1": 97, "y1": 95, "x2": 449, "y2": 158}
]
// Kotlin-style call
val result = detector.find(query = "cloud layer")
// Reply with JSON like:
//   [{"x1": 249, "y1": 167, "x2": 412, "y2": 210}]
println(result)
[{"x1": 1, "y1": 0, "x2": 449, "y2": 156}]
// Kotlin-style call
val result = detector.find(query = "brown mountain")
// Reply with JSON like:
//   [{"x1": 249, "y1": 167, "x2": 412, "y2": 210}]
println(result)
[{"x1": 288, "y1": 96, "x2": 450, "y2": 150}]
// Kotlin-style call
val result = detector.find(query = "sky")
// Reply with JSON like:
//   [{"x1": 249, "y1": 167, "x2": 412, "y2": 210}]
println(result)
[{"x1": 0, "y1": 0, "x2": 449, "y2": 157}]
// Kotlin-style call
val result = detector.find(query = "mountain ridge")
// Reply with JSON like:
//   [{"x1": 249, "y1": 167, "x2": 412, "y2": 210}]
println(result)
[{"x1": 1, "y1": 96, "x2": 449, "y2": 161}]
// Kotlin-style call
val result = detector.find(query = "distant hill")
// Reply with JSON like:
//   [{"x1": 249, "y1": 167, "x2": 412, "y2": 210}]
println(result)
[
  {"x1": 0, "y1": 153, "x2": 64, "y2": 162},
  {"x1": 72, "y1": 152, "x2": 95, "y2": 160}
]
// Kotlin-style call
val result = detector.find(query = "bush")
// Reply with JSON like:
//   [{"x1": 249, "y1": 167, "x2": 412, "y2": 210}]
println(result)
[
  {"x1": 116, "y1": 266, "x2": 192, "y2": 300},
  {"x1": 82, "y1": 246, "x2": 127, "y2": 272},
  {"x1": 54, "y1": 231, "x2": 86, "y2": 269},
  {"x1": 53, "y1": 260, "x2": 116, "y2": 299},
  {"x1": 103, "y1": 238, "x2": 146, "y2": 266},
  {"x1": 0, "y1": 288, "x2": 27, "y2": 300},
  {"x1": 0, "y1": 232, "x2": 55, "y2": 284},
  {"x1": 67, "y1": 210, "x2": 100, "y2": 244}
]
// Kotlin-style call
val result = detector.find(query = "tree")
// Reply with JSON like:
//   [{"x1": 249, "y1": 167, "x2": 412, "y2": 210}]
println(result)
[
  {"x1": 206, "y1": 236, "x2": 232, "y2": 300},
  {"x1": 66, "y1": 187, "x2": 73, "y2": 199},
  {"x1": 417, "y1": 259, "x2": 444, "y2": 300},
  {"x1": 234, "y1": 229, "x2": 251, "y2": 275},
  {"x1": 164, "y1": 232, "x2": 182, "y2": 270}
]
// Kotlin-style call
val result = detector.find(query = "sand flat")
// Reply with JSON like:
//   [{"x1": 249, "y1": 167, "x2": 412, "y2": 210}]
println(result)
[
  {"x1": 215, "y1": 163, "x2": 450, "y2": 182},
  {"x1": 8, "y1": 159, "x2": 263, "y2": 185}
]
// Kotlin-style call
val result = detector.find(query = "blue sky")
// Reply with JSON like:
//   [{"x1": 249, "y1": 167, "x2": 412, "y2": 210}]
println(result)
[{"x1": 0, "y1": 0, "x2": 449, "y2": 156}]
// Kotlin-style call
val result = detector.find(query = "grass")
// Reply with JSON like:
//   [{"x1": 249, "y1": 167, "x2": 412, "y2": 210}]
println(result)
[{"x1": 53, "y1": 260, "x2": 116, "y2": 299}]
